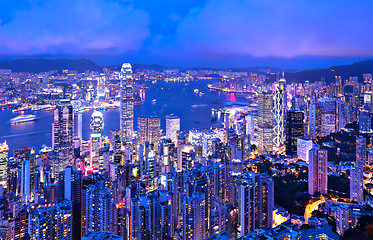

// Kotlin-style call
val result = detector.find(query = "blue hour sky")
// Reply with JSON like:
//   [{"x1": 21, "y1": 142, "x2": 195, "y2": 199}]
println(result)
[{"x1": 1, "y1": 0, "x2": 373, "y2": 69}]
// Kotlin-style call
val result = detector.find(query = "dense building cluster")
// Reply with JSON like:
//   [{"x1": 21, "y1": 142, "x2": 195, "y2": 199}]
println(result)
[{"x1": 0, "y1": 63, "x2": 373, "y2": 240}]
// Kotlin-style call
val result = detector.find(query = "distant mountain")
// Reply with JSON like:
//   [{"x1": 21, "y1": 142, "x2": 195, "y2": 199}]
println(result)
[
  {"x1": 285, "y1": 59, "x2": 373, "y2": 83},
  {"x1": 0, "y1": 58, "x2": 103, "y2": 73}
]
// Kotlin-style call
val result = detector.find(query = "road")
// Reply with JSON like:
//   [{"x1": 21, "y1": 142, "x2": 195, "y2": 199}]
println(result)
[{"x1": 304, "y1": 198, "x2": 325, "y2": 224}]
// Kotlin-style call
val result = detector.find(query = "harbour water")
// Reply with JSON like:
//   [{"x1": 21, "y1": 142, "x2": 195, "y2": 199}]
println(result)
[{"x1": 0, "y1": 80, "x2": 247, "y2": 155}]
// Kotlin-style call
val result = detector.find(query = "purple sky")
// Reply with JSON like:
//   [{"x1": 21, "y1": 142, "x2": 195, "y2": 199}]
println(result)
[{"x1": 1, "y1": 0, "x2": 373, "y2": 69}]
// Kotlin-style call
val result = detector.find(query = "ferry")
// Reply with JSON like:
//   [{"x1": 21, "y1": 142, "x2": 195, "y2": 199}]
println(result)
[{"x1": 10, "y1": 114, "x2": 37, "y2": 124}]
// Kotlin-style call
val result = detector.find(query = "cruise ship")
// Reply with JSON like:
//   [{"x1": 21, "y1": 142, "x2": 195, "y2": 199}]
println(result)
[{"x1": 10, "y1": 114, "x2": 37, "y2": 124}]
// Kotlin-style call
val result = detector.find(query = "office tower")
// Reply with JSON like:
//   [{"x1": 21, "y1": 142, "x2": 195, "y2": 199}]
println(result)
[
  {"x1": 308, "y1": 144, "x2": 328, "y2": 195},
  {"x1": 183, "y1": 192, "x2": 206, "y2": 240},
  {"x1": 285, "y1": 110, "x2": 304, "y2": 155},
  {"x1": 90, "y1": 111, "x2": 104, "y2": 169},
  {"x1": 297, "y1": 138, "x2": 313, "y2": 162},
  {"x1": 181, "y1": 144, "x2": 194, "y2": 171},
  {"x1": 137, "y1": 116, "x2": 148, "y2": 146},
  {"x1": 148, "y1": 117, "x2": 161, "y2": 149},
  {"x1": 245, "y1": 115, "x2": 254, "y2": 137},
  {"x1": 309, "y1": 101, "x2": 322, "y2": 139},
  {"x1": 273, "y1": 75, "x2": 286, "y2": 151},
  {"x1": 149, "y1": 189, "x2": 174, "y2": 239},
  {"x1": 166, "y1": 115, "x2": 180, "y2": 144},
  {"x1": 131, "y1": 189, "x2": 151, "y2": 240},
  {"x1": 53, "y1": 99, "x2": 74, "y2": 174},
  {"x1": 77, "y1": 113, "x2": 83, "y2": 139},
  {"x1": 120, "y1": 63, "x2": 134, "y2": 144},
  {"x1": 97, "y1": 76, "x2": 106, "y2": 99},
  {"x1": 85, "y1": 182, "x2": 111, "y2": 233},
  {"x1": 239, "y1": 172, "x2": 274, "y2": 236},
  {"x1": 137, "y1": 116, "x2": 161, "y2": 149},
  {"x1": 239, "y1": 134, "x2": 251, "y2": 161},
  {"x1": 0, "y1": 141, "x2": 8, "y2": 188},
  {"x1": 20, "y1": 159, "x2": 30, "y2": 203},
  {"x1": 257, "y1": 92, "x2": 274, "y2": 154},
  {"x1": 320, "y1": 98, "x2": 341, "y2": 136},
  {"x1": 29, "y1": 200, "x2": 72, "y2": 240}
]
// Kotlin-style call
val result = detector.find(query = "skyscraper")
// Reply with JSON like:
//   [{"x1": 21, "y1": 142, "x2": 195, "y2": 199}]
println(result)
[
  {"x1": 85, "y1": 182, "x2": 111, "y2": 233},
  {"x1": 90, "y1": 111, "x2": 104, "y2": 169},
  {"x1": 137, "y1": 116, "x2": 161, "y2": 149},
  {"x1": 273, "y1": 75, "x2": 286, "y2": 151},
  {"x1": 29, "y1": 200, "x2": 72, "y2": 240},
  {"x1": 166, "y1": 116, "x2": 180, "y2": 144},
  {"x1": 239, "y1": 172, "x2": 274, "y2": 236},
  {"x1": 183, "y1": 192, "x2": 206, "y2": 240},
  {"x1": 309, "y1": 101, "x2": 322, "y2": 139},
  {"x1": 320, "y1": 98, "x2": 341, "y2": 136},
  {"x1": 53, "y1": 99, "x2": 74, "y2": 175},
  {"x1": 120, "y1": 63, "x2": 134, "y2": 144},
  {"x1": 350, "y1": 136, "x2": 366, "y2": 203},
  {"x1": 0, "y1": 141, "x2": 8, "y2": 188},
  {"x1": 308, "y1": 144, "x2": 328, "y2": 195},
  {"x1": 257, "y1": 92, "x2": 274, "y2": 154},
  {"x1": 285, "y1": 110, "x2": 304, "y2": 155}
]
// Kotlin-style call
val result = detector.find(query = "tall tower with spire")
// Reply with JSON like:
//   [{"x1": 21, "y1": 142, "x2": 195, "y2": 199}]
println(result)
[
  {"x1": 120, "y1": 63, "x2": 134, "y2": 144},
  {"x1": 273, "y1": 72, "x2": 286, "y2": 151}
]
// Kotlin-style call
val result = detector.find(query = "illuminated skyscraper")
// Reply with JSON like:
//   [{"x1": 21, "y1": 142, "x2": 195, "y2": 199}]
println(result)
[
  {"x1": 183, "y1": 192, "x2": 206, "y2": 240},
  {"x1": 53, "y1": 99, "x2": 74, "y2": 174},
  {"x1": 120, "y1": 63, "x2": 134, "y2": 144},
  {"x1": 320, "y1": 98, "x2": 341, "y2": 136},
  {"x1": 257, "y1": 92, "x2": 274, "y2": 154},
  {"x1": 0, "y1": 141, "x2": 8, "y2": 188},
  {"x1": 137, "y1": 116, "x2": 161, "y2": 149},
  {"x1": 273, "y1": 74, "x2": 286, "y2": 151},
  {"x1": 90, "y1": 111, "x2": 104, "y2": 169},
  {"x1": 309, "y1": 101, "x2": 322, "y2": 139},
  {"x1": 239, "y1": 172, "x2": 274, "y2": 236},
  {"x1": 351, "y1": 136, "x2": 366, "y2": 203},
  {"x1": 308, "y1": 144, "x2": 328, "y2": 195},
  {"x1": 285, "y1": 110, "x2": 304, "y2": 155},
  {"x1": 166, "y1": 115, "x2": 180, "y2": 144},
  {"x1": 29, "y1": 200, "x2": 72, "y2": 240}
]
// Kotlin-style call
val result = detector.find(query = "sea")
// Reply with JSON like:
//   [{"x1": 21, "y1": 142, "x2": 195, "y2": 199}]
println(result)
[{"x1": 0, "y1": 79, "x2": 247, "y2": 156}]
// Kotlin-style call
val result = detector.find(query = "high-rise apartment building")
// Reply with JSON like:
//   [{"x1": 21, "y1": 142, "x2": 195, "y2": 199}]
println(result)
[
  {"x1": 29, "y1": 200, "x2": 72, "y2": 240},
  {"x1": 120, "y1": 63, "x2": 134, "y2": 144},
  {"x1": 183, "y1": 192, "x2": 206, "y2": 240},
  {"x1": 309, "y1": 101, "x2": 322, "y2": 139},
  {"x1": 308, "y1": 144, "x2": 328, "y2": 195},
  {"x1": 239, "y1": 172, "x2": 274, "y2": 236},
  {"x1": 350, "y1": 136, "x2": 366, "y2": 203}
]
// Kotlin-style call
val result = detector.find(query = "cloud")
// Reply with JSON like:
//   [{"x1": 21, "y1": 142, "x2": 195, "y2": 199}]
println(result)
[
  {"x1": 0, "y1": 0, "x2": 150, "y2": 55},
  {"x1": 175, "y1": 0, "x2": 373, "y2": 58}
]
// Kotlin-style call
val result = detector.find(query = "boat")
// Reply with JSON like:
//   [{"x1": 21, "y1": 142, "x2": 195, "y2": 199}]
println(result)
[
  {"x1": 10, "y1": 114, "x2": 37, "y2": 124},
  {"x1": 194, "y1": 89, "x2": 199, "y2": 93},
  {"x1": 199, "y1": 92, "x2": 205, "y2": 96},
  {"x1": 195, "y1": 121, "x2": 200, "y2": 124},
  {"x1": 152, "y1": 99, "x2": 156, "y2": 104}
]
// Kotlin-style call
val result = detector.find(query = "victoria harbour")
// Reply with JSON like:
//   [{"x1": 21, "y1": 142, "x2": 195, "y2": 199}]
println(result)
[{"x1": 0, "y1": 79, "x2": 246, "y2": 155}]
